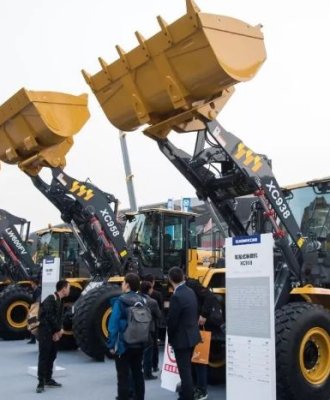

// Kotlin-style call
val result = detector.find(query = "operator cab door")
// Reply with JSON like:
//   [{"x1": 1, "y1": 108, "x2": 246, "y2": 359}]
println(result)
[
  {"x1": 124, "y1": 212, "x2": 162, "y2": 279},
  {"x1": 124, "y1": 211, "x2": 188, "y2": 280},
  {"x1": 162, "y1": 214, "x2": 188, "y2": 276}
]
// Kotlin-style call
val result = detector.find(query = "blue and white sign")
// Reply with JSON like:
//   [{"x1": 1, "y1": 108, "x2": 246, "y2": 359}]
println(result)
[
  {"x1": 167, "y1": 198, "x2": 174, "y2": 210},
  {"x1": 41, "y1": 256, "x2": 61, "y2": 301},
  {"x1": 232, "y1": 235, "x2": 260, "y2": 245},
  {"x1": 181, "y1": 197, "x2": 191, "y2": 212},
  {"x1": 225, "y1": 233, "x2": 276, "y2": 400}
]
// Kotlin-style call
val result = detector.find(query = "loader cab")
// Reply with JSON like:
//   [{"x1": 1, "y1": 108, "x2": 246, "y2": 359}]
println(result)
[
  {"x1": 284, "y1": 178, "x2": 330, "y2": 286},
  {"x1": 124, "y1": 208, "x2": 196, "y2": 280},
  {"x1": 35, "y1": 226, "x2": 89, "y2": 278},
  {"x1": 284, "y1": 178, "x2": 330, "y2": 238}
]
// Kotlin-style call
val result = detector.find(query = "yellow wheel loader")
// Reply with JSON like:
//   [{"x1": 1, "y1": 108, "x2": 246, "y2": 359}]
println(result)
[
  {"x1": 0, "y1": 87, "x2": 218, "y2": 359},
  {"x1": 82, "y1": 1, "x2": 330, "y2": 398},
  {"x1": 0, "y1": 1, "x2": 329, "y2": 398},
  {"x1": 0, "y1": 209, "x2": 84, "y2": 347},
  {"x1": 0, "y1": 209, "x2": 39, "y2": 340}
]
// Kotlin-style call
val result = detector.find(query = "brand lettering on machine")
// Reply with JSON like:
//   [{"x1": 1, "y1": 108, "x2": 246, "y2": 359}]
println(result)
[
  {"x1": 5, "y1": 228, "x2": 27, "y2": 254},
  {"x1": 100, "y1": 209, "x2": 120, "y2": 237},
  {"x1": 233, "y1": 235, "x2": 260, "y2": 245},
  {"x1": 212, "y1": 125, "x2": 227, "y2": 147},
  {"x1": 234, "y1": 143, "x2": 263, "y2": 172},
  {"x1": 56, "y1": 173, "x2": 68, "y2": 187},
  {"x1": 265, "y1": 180, "x2": 291, "y2": 219},
  {"x1": 70, "y1": 181, "x2": 94, "y2": 201}
]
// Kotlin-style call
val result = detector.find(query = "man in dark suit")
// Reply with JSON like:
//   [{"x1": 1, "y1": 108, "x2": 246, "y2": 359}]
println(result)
[{"x1": 167, "y1": 267, "x2": 201, "y2": 400}]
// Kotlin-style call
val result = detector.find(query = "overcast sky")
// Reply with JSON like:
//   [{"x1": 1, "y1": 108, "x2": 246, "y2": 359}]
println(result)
[{"x1": 1, "y1": 0, "x2": 329, "y2": 232}]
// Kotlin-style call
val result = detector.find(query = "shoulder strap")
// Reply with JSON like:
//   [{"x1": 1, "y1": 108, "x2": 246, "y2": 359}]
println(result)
[{"x1": 120, "y1": 293, "x2": 143, "y2": 307}]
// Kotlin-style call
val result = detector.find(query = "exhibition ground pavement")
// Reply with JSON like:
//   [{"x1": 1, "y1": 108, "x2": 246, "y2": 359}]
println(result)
[{"x1": 0, "y1": 339, "x2": 225, "y2": 399}]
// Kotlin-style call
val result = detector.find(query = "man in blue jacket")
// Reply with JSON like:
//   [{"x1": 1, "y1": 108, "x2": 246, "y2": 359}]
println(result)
[
  {"x1": 167, "y1": 267, "x2": 201, "y2": 400},
  {"x1": 108, "y1": 273, "x2": 145, "y2": 400}
]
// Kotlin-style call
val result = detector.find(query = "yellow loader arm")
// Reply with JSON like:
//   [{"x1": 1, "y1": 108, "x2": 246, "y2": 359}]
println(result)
[
  {"x1": 0, "y1": 88, "x2": 90, "y2": 175},
  {"x1": 83, "y1": 0, "x2": 266, "y2": 138}
]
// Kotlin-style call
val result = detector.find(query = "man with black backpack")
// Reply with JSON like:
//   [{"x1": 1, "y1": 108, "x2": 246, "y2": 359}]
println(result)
[{"x1": 108, "y1": 273, "x2": 151, "y2": 400}]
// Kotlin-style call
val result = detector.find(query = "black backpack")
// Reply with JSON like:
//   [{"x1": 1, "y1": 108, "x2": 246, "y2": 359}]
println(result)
[{"x1": 120, "y1": 295, "x2": 152, "y2": 346}]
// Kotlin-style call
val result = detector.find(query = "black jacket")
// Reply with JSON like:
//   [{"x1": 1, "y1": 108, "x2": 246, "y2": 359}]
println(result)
[
  {"x1": 150, "y1": 289, "x2": 163, "y2": 311},
  {"x1": 167, "y1": 283, "x2": 201, "y2": 350},
  {"x1": 186, "y1": 279, "x2": 224, "y2": 333},
  {"x1": 142, "y1": 294, "x2": 161, "y2": 333},
  {"x1": 39, "y1": 293, "x2": 63, "y2": 334}
]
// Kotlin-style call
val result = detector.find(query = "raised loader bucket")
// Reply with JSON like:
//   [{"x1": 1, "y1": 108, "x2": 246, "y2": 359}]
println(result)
[
  {"x1": 0, "y1": 88, "x2": 90, "y2": 175},
  {"x1": 83, "y1": 0, "x2": 266, "y2": 138}
]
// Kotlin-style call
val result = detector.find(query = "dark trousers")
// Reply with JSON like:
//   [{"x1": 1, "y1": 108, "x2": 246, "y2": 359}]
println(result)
[
  {"x1": 152, "y1": 331, "x2": 159, "y2": 370},
  {"x1": 144, "y1": 331, "x2": 158, "y2": 375},
  {"x1": 115, "y1": 348, "x2": 145, "y2": 400},
  {"x1": 194, "y1": 363, "x2": 208, "y2": 393},
  {"x1": 174, "y1": 347, "x2": 194, "y2": 400},
  {"x1": 143, "y1": 343, "x2": 153, "y2": 376},
  {"x1": 37, "y1": 330, "x2": 57, "y2": 383}
]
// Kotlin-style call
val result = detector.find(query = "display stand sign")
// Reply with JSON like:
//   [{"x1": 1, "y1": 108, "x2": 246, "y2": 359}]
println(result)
[
  {"x1": 41, "y1": 256, "x2": 61, "y2": 301},
  {"x1": 225, "y1": 233, "x2": 276, "y2": 400},
  {"x1": 167, "y1": 198, "x2": 174, "y2": 210},
  {"x1": 161, "y1": 332, "x2": 181, "y2": 392},
  {"x1": 181, "y1": 197, "x2": 191, "y2": 212}
]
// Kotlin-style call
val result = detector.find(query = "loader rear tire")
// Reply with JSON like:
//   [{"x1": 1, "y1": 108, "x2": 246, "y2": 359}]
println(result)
[
  {"x1": 0, "y1": 285, "x2": 32, "y2": 340},
  {"x1": 56, "y1": 282, "x2": 83, "y2": 351},
  {"x1": 58, "y1": 306, "x2": 77, "y2": 351},
  {"x1": 72, "y1": 285, "x2": 121, "y2": 360},
  {"x1": 207, "y1": 365, "x2": 226, "y2": 385},
  {"x1": 58, "y1": 332, "x2": 77, "y2": 351},
  {"x1": 276, "y1": 302, "x2": 330, "y2": 400},
  {"x1": 207, "y1": 334, "x2": 226, "y2": 385}
]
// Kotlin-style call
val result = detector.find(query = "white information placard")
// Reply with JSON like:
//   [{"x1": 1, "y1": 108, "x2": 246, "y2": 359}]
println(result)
[
  {"x1": 226, "y1": 233, "x2": 276, "y2": 400},
  {"x1": 41, "y1": 256, "x2": 61, "y2": 301},
  {"x1": 161, "y1": 332, "x2": 181, "y2": 392}
]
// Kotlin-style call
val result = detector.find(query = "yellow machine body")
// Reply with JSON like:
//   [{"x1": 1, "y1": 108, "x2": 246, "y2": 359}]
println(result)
[
  {"x1": 83, "y1": 0, "x2": 266, "y2": 138},
  {"x1": 0, "y1": 88, "x2": 90, "y2": 175}
]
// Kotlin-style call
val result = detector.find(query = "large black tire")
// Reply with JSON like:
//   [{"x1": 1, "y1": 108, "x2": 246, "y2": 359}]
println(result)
[
  {"x1": 276, "y1": 302, "x2": 330, "y2": 400},
  {"x1": 58, "y1": 305, "x2": 78, "y2": 351},
  {"x1": 207, "y1": 334, "x2": 226, "y2": 385},
  {"x1": 56, "y1": 285, "x2": 83, "y2": 351},
  {"x1": 0, "y1": 285, "x2": 33, "y2": 340},
  {"x1": 72, "y1": 285, "x2": 121, "y2": 360},
  {"x1": 66, "y1": 284, "x2": 84, "y2": 303},
  {"x1": 58, "y1": 332, "x2": 77, "y2": 351}
]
